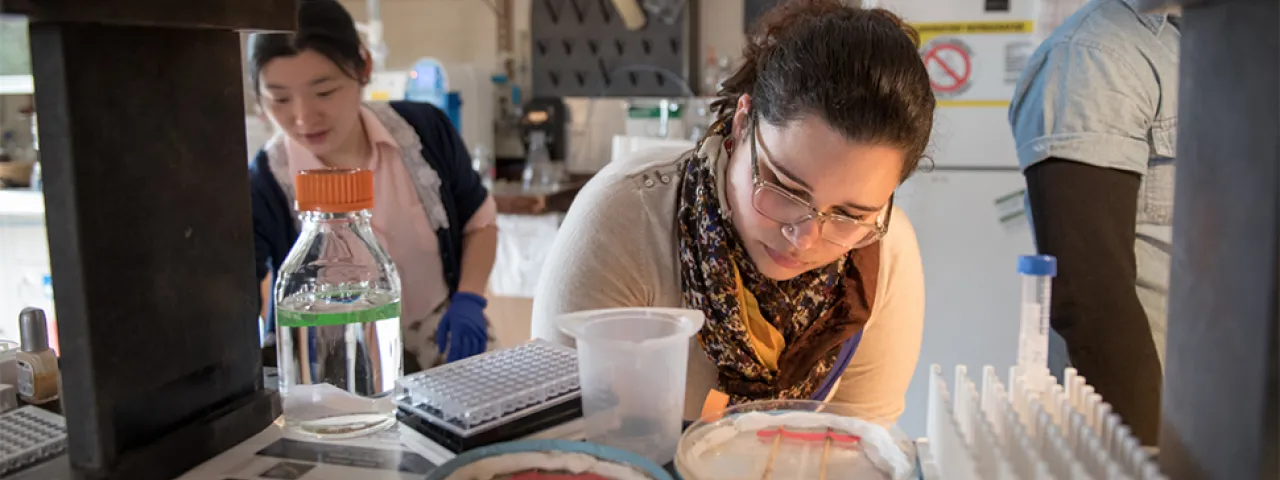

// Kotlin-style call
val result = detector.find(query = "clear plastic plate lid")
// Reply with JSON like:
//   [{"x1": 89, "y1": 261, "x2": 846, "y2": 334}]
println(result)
[
  {"x1": 676, "y1": 400, "x2": 917, "y2": 480},
  {"x1": 395, "y1": 340, "x2": 580, "y2": 436}
]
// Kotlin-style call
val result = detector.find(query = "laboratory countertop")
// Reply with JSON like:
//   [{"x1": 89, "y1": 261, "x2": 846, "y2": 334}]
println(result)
[
  {"x1": 491, "y1": 175, "x2": 591, "y2": 215},
  {"x1": 0, "y1": 189, "x2": 43, "y2": 217},
  {"x1": 9, "y1": 414, "x2": 681, "y2": 480},
  {"x1": 9, "y1": 368, "x2": 637, "y2": 479}
]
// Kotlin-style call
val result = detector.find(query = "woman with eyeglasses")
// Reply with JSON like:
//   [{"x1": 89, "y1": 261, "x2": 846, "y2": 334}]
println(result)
[{"x1": 531, "y1": 0, "x2": 934, "y2": 422}]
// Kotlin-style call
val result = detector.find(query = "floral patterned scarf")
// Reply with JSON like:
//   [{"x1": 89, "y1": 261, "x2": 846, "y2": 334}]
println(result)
[{"x1": 676, "y1": 126, "x2": 881, "y2": 404}]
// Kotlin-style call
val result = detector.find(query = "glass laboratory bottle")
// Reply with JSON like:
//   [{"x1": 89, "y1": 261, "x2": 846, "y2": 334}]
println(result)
[
  {"x1": 521, "y1": 130, "x2": 556, "y2": 191},
  {"x1": 274, "y1": 168, "x2": 403, "y2": 438},
  {"x1": 472, "y1": 143, "x2": 496, "y2": 191},
  {"x1": 16, "y1": 307, "x2": 59, "y2": 405}
]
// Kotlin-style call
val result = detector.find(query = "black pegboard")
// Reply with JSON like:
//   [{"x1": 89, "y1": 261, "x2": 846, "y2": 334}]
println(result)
[{"x1": 531, "y1": 0, "x2": 699, "y2": 98}]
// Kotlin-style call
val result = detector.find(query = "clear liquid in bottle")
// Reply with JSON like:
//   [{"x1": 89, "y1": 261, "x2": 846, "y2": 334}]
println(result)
[{"x1": 274, "y1": 168, "x2": 402, "y2": 438}]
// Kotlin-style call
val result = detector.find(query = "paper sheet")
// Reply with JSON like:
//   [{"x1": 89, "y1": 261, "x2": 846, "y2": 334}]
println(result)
[
  {"x1": 177, "y1": 414, "x2": 587, "y2": 480},
  {"x1": 176, "y1": 422, "x2": 455, "y2": 480}
]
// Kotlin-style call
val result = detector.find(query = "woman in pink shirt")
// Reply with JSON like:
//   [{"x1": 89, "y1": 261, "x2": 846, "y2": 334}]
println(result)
[{"x1": 247, "y1": 0, "x2": 498, "y2": 372}]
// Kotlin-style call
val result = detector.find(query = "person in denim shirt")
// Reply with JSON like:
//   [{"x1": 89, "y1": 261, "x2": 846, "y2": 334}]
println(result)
[{"x1": 1009, "y1": 0, "x2": 1179, "y2": 446}]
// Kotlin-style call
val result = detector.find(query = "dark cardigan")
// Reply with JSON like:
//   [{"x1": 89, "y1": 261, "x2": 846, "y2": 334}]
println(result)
[{"x1": 249, "y1": 101, "x2": 487, "y2": 316}]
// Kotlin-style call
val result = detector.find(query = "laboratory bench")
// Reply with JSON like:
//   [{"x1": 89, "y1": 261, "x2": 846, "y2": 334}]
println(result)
[
  {"x1": 0, "y1": 190, "x2": 41, "y2": 216},
  {"x1": 6, "y1": 425, "x2": 669, "y2": 480},
  {"x1": 5, "y1": 391, "x2": 691, "y2": 480},
  {"x1": 491, "y1": 173, "x2": 592, "y2": 216},
  {"x1": 0, "y1": 189, "x2": 50, "y2": 342}
]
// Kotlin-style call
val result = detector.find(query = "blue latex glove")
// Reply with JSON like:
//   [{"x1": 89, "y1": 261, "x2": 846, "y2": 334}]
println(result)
[{"x1": 436, "y1": 292, "x2": 489, "y2": 363}]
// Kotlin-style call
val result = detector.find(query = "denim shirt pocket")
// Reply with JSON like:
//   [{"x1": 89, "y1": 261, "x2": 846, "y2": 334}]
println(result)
[{"x1": 1138, "y1": 116, "x2": 1177, "y2": 227}]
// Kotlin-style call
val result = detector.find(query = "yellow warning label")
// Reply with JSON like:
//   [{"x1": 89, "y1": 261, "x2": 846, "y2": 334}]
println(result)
[
  {"x1": 912, "y1": 20, "x2": 1037, "y2": 108},
  {"x1": 913, "y1": 20, "x2": 1035, "y2": 45}
]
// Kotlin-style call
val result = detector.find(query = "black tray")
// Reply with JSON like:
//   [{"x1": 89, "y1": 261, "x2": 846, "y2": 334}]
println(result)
[{"x1": 396, "y1": 397, "x2": 583, "y2": 453}]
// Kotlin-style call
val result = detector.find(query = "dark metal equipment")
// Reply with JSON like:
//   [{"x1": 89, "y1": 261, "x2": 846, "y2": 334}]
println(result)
[
  {"x1": 520, "y1": 97, "x2": 570, "y2": 162},
  {"x1": 0, "y1": 0, "x2": 294, "y2": 478},
  {"x1": 1137, "y1": 0, "x2": 1280, "y2": 479}
]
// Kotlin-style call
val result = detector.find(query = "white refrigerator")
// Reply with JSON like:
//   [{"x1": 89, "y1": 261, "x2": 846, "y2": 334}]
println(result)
[{"x1": 876, "y1": 0, "x2": 1043, "y2": 437}]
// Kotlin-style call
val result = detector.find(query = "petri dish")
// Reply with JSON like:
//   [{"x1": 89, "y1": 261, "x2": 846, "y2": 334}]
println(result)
[
  {"x1": 676, "y1": 400, "x2": 917, "y2": 480},
  {"x1": 426, "y1": 439, "x2": 675, "y2": 480}
]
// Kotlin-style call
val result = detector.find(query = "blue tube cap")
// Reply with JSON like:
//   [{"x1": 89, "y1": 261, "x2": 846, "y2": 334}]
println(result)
[{"x1": 1018, "y1": 254, "x2": 1058, "y2": 277}]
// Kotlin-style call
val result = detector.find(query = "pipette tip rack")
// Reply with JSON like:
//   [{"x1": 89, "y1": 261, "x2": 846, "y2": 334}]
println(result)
[
  {"x1": 918, "y1": 364, "x2": 1165, "y2": 480},
  {"x1": 0, "y1": 406, "x2": 66, "y2": 477}
]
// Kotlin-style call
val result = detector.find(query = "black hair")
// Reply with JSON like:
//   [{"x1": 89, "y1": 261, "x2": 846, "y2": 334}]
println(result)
[
  {"x1": 712, "y1": 0, "x2": 936, "y2": 181},
  {"x1": 247, "y1": 0, "x2": 368, "y2": 96}
]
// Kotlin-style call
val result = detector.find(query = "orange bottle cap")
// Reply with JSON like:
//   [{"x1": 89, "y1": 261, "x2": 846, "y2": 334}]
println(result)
[{"x1": 295, "y1": 168, "x2": 375, "y2": 213}]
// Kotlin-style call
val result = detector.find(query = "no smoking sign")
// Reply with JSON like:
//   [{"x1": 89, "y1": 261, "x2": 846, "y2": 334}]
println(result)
[{"x1": 921, "y1": 37, "x2": 974, "y2": 98}]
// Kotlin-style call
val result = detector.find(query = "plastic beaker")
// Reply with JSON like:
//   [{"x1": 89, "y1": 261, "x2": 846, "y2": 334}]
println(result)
[{"x1": 558, "y1": 308, "x2": 705, "y2": 465}]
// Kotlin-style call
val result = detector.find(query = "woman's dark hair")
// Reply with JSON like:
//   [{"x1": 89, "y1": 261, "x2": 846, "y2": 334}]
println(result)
[
  {"x1": 712, "y1": 0, "x2": 935, "y2": 180},
  {"x1": 247, "y1": 0, "x2": 367, "y2": 95}
]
